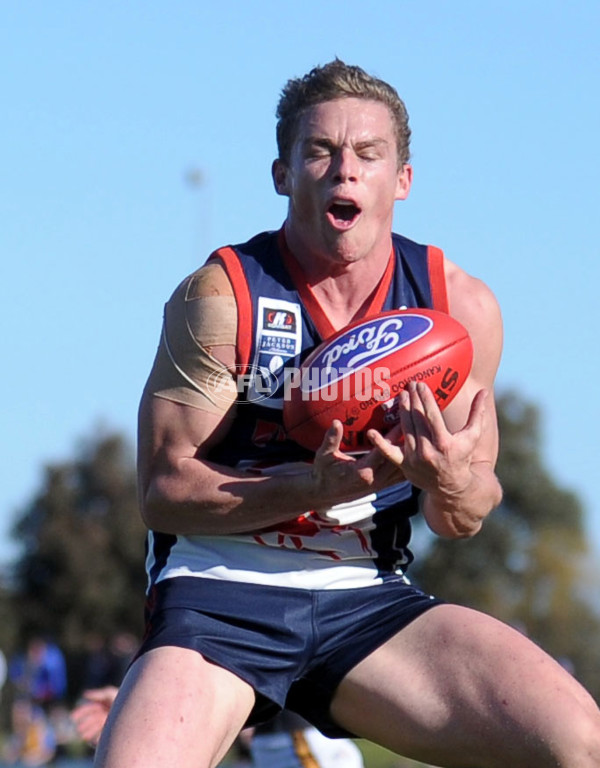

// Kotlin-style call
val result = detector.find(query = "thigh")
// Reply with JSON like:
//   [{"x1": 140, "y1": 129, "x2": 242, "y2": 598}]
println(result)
[
  {"x1": 94, "y1": 646, "x2": 255, "y2": 768},
  {"x1": 330, "y1": 604, "x2": 600, "y2": 768}
]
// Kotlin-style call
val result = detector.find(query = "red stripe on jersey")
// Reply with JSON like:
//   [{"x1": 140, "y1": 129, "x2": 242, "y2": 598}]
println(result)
[
  {"x1": 427, "y1": 245, "x2": 449, "y2": 313},
  {"x1": 366, "y1": 249, "x2": 395, "y2": 316},
  {"x1": 211, "y1": 247, "x2": 253, "y2": 373},
  {"x1": 280, "y1": 230, "x2": 395, "y2": 339}
]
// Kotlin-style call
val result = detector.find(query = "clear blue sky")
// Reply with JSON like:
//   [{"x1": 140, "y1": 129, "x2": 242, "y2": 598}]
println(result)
[{"x1": 2, "y1": 1, "x2": 599, "y2": 565}]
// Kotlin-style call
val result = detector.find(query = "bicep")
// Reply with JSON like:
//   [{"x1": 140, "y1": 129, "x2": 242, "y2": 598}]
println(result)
[
  {"x1": 146, "y1": 261, "x2": 238, "y2": 414},
  {"x1": 138, "y1": 261, "x2": 240, "y2": 485},
  {"x1": 443, "y1": 261, "x2": 503, "y2": 464},
  {"x1": 137, "y1": 391, "x2": 235, "y2": 506}
]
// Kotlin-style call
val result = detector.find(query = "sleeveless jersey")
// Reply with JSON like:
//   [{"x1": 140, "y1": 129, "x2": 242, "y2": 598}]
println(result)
[{"x1": 146, "y1": 229, "x2": 449, "y2": 592}]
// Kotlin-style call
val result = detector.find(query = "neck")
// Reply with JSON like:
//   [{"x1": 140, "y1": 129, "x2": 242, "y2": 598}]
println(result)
[
  {"x1": 282, "y1": 227, "x2": 393, "y2": 330},
  {"x1": 284, "y1": 224, "x2": 392, "y2": 284}
]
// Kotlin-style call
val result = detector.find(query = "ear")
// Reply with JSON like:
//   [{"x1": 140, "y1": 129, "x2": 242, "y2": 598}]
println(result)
[
  {"x1": 272, "y1": 159, "x2": 291, "y2": 197},
  {"x1": 395, "y1": 163, "x2": 413, "y2": 201}
]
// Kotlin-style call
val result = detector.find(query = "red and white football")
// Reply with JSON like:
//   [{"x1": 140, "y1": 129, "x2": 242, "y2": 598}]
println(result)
[{"x1": 283, "y1": 308, "x2": 473, "y2": 453}]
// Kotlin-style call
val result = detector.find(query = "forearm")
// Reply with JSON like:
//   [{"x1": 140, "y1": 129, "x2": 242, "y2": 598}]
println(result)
[
  {"x1": 421, "y1": 461, "x2": 502, "y2": 539},
  {"x1": 142, "y1": 457, "x2": 357, "y2": 536}
]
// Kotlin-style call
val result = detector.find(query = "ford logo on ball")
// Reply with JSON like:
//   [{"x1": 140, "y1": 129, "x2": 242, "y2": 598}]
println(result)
[{"x1": 304, "y1": 313, "x2": 433, "y2": 391}]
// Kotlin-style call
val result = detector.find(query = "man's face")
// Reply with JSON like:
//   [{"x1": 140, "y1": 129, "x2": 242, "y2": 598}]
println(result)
[{"x1": 273, "y1": 98, "x2": 412, "y2": 268}]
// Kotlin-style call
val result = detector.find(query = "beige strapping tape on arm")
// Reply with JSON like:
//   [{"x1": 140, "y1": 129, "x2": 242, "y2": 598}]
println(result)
[{"x1": 150, "y1": 287, "x2": 239, "y2": 414}]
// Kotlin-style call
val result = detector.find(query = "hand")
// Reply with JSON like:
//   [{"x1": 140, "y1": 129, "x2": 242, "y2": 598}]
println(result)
[
  {"x1": 311, "y1": 419, "x2": 407, "y2": 504},
  {"x1": 367, "y1": 382, "x2": 494, "y2": 537},
  {"x1": 367, "y1": 381, "x2": 487, "y2": 495},
  {"x1": 71, "y1": 686, "x2": 119, "y2": 745}
]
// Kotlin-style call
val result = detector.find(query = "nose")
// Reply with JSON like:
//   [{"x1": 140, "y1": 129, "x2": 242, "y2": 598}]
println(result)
[{"x1": 331, "y1": 146, "x2": 359, "y2": 183}]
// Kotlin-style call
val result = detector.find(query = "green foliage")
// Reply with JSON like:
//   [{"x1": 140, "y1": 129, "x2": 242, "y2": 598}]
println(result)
[
  {"x1": 0, "y1": 578, "x2": 18, "y2": 653},
  {"x1": 358, "y1": 740, "x2": 431, "y2": 768},
  {"x1": 10, "y1": 431, "x2": 146, "y2": 652}
]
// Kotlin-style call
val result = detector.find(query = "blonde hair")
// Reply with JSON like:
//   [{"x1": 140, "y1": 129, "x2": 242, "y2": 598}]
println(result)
[{"x1": 276, "y1": 58, "x2": 411, "y2": 167}]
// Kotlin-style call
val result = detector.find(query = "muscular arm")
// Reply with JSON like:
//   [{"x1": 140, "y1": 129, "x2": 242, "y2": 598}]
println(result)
[
  {"x1": 137, "y1": 261, "x2": 314, "y2": 536},
  {"x1": 368, "y1": 258, "x2": 503, "y2": 539},
  {"x1": 139, "y1": 396, "x2": 315, "y2": 535},
  {"x1": 139, "y1": 257, "x2": 501, "y2": 538},
  {"x1": 139, "y1": 396, "x2": 405, "y2": 535},
  {"x1": 420, "y1": 260, "x2": 503, "y2": 537},
  {"x1": 138, "y1": 262, "x2": 406, "y2": 536}
]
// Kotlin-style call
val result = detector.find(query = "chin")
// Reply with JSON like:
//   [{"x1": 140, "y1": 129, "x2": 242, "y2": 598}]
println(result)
[
  {"x1": 290, "y1": 222, "x2": 378, "y2": 269},
  {"x1": 326, "y1": 231, "x2": 375, "y2": 264}
]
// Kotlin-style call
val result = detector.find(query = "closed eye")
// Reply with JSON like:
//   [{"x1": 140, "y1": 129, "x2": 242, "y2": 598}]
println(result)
[
  {"x1": 304, "y1": 139, "x2": 335, "y2": 159},
  {"x1": 355, "y1": 140, "x2": 387, "y2": 160}
]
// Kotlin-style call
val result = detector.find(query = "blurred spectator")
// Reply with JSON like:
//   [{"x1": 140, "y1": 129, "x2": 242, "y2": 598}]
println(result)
[
  {"x1": 80, "y1": 633, "x2": 119, "y2": 690},
  {"x1": 2, "y1": 698, "x2": 56, "y2": 766},
  {"x1": 9, "y1": 636, "x2": 67, "y2": 706},
  {"x1": 71, "y1": 686, "x2": 118, "y2": 746},
  {"x1": 251, "y1": 711, "x2": 364, "y2": 768},
  {"x1": 0, "y1": 647, "x2": 7, "y2": 700},
  {"x1": 79, "y1": 631, "x2": 138, "y2": 691},
  {"x1": 107, "y1": 632, "x2": 137, "y2": 682},
  {"x1": 6, "y1": 636, "x2": 67, "y2": 765}
]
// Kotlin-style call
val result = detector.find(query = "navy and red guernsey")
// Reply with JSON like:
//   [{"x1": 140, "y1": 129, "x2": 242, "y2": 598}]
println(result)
[{"x1": 146, "y1": 229, "x2": 449, "y2": 592}]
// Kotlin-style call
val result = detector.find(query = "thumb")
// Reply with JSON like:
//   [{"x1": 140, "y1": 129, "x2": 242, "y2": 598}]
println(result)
[{"x1": 316, "y1": 420, "x2": 344, "y2": 457}]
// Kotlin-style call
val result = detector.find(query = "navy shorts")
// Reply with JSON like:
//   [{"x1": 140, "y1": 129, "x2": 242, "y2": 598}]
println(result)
[{"x1": 137, "y1": 575, "x2": 443, "y2": 738}]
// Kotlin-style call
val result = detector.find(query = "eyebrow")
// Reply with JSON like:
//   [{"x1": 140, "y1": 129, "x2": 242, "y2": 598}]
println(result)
[
  {"x1": 303, "y1": 136, "x2": 389, "y2": 150},
  {"x1": 354, "y1": 138, "x2": 389, "y2": 150}
]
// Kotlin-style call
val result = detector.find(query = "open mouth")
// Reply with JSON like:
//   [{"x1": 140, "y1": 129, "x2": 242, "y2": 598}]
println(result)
[{"x1": 328, "y1": 201, "x2": 361, "y2": 226}]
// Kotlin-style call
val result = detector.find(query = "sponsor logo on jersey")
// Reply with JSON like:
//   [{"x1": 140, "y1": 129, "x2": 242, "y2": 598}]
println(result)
[
  {"x1": 253, "y1": 298, "x2": 303, "y2": 408},
  {"x1": 262, "y1": 308, "x2": 297, "y2": 333},
  {"x1": 304, "y1": 314, "x2": 433, "y2": 390}
]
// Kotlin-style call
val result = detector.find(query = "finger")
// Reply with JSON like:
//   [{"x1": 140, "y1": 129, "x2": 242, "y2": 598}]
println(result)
[
  {"x1": 314, "y1": 420, "x2": 355, "y2": 466},
  {"x1": 409, "y1": 381, "x2": 437, "y2": 432},
  {"x1": 415, "y1": 381, "x2": 448, "y2": 442},
  {"x1": 463, "y1": 389, "x2": 488, "y2": 436},
  {"x1": 361, "y1": 419, "x2": 404, "y2": 469},
  {"x1": 397, "y1": 386, "x2": 420, "y2": 451},
  {"x1": 380, "y1": 420, "x2": 404, "y2": 444},
  {"x1": 365, "y1": 428, "x2": 405, "y2": 466},
  {"x1": 316, "y1": 420, "x2": 344, "y2": 457}
]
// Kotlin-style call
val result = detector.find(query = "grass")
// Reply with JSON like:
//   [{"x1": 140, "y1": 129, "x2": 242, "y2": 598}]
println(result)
[
  {"x1": 357, "y1": 740, "x2": 433, "y2": 768},
  {"x1": 217, "y1": 736, "x2": 434, "y2": 768}
]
